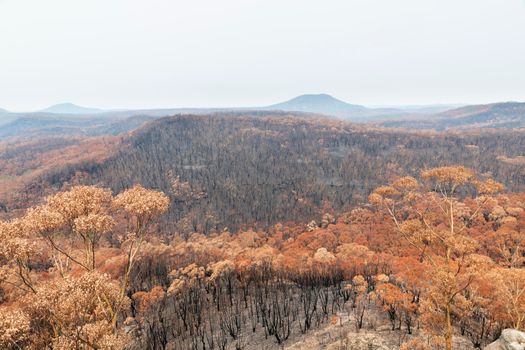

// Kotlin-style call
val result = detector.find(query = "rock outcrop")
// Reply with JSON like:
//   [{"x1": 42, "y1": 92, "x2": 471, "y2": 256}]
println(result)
[{"x1": 485, "y1": 329, "x2": 525, "y2": 350}]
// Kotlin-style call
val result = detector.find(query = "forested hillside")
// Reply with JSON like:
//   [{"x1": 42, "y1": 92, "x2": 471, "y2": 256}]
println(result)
[
  {"x1": 6, "y1": 113, "x2": 525, "y2": 234},
  {"x1": 1, "y1": 166, "x2": 524, "y2": 349},
  {"x1": 2, "y1": 114, "x2": 525, "y2": 350},
  {"x1": 3, "y1": 0, "x2": 524, "y2": 348}
]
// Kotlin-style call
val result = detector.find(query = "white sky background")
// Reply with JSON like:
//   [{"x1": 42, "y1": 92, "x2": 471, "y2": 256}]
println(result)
[{"x1": 0, "y1": 0, "x2": 524, "y2": 111}]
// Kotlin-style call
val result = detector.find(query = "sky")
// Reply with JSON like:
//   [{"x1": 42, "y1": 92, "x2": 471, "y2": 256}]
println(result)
[{"x1": 0, "y1": 0, "x2": 524, "y2": 111}]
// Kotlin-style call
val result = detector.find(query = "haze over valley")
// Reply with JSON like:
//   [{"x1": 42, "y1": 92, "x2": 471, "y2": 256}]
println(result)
[{"x1": 2, "y1": 94, "x2": 525, "y2": 140}]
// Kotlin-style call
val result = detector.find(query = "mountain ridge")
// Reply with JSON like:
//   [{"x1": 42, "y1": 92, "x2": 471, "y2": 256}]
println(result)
[
  {"x1": 39, "y1": 102, "x2": 105, "y2": 115},
  {"x1": 262, "y1": 94, "x2": 462, "y2": 120},
  {"x1": 4, "y1": 97, "x2": 525, "y2": 139},
  {"x1": 264, "y1": 94, "x2": 398, "y2": 119},
  {"x1": 380, "y1": 101, "x2": 525, "y2": 130},
  {"x1": 266, "y1": 93, "x2": 366, "y2": 113}
]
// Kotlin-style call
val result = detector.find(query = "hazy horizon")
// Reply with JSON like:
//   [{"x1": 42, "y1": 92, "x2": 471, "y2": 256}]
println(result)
[
  {"x1": 0, "y1": 94, "x2": 519, "y2": 114},
  {"x1": 0, "y1": 94, "x2": 475, "y2": 113},
  {"x1": 1, "y1": 0, "x2": 524, "y2": 111}
]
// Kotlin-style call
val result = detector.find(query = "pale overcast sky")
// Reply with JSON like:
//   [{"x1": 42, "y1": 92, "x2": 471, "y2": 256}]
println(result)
[{"x1": 0, "y1": 0, "x2": 524, "y2": 111}]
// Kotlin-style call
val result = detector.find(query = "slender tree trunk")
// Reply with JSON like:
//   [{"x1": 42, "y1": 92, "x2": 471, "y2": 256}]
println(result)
[{"x1": 446, "y1": 303, "x2": 453, "y2": 350}]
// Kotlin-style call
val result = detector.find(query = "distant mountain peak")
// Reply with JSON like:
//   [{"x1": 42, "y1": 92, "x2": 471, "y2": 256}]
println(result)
[
  {"x1": 39, "y1": 103, "x2": 104, "y2": 115},
  {"x1": 266, "y1": 94, "x2": 366, "y2": 116},
  {"x1": 288, "y1": 93, "x2": 339, "y2": 100},
  {"x1": 288, "y1": 93, "x2": 347, "y2": 101}
]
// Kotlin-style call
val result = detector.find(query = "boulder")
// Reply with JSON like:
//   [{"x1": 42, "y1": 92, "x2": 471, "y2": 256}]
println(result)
[
  {"x1": 485, "y1": 329, "x2": 525, "y2": 350},
  {"x1": 306, "y1": 220, "x2": 317, "y2": 232},
  {"x1": 320, "y1": 213, "x2": 336, "y2": 228}
]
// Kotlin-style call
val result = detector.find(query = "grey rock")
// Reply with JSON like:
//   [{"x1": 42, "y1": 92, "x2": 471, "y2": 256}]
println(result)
[
  {"x1": 485, "y1": 329, "x2": 525, "y2": 350},
  {"x1": 306, "y1": 220, "x2": 317, "y2": 232}
]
